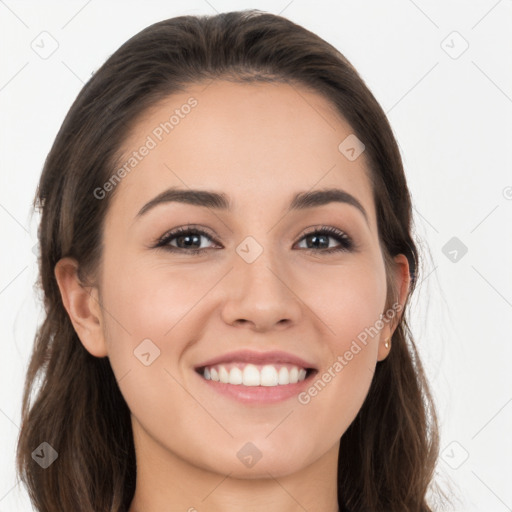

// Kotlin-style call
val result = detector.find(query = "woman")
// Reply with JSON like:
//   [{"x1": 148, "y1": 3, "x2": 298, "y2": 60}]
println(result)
[{"x1": 17, "y1": 9, "x2": 440, "y2": 511}]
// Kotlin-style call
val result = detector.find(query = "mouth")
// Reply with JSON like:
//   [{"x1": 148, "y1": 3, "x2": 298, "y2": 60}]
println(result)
[
  {"x1": 192, "y1": 349, "x2": 319, "y2": 403},
  {"x1": 195, "y1": 363, "x2": 317, "y2": 387}
]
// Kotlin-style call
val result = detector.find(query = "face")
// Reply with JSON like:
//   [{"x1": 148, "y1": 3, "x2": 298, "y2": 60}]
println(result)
[{"x1": 83, "y1": 80, "x2": 406, "y2": 478}]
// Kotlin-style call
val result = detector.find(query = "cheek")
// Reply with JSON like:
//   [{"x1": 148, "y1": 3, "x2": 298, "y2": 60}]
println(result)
[
  {"x1": 293, "y1": 259, "x2": 386, "y2": 427},
  {"x1": 98, "y1": 265, "x2": 201, "y2": 440},
  {"x1": 99, "y1": 259, "x2": 222, "y2": 396},
  {"x1": 102, "y1": 258, "x2": 211, "y2": 340},
  {"x1": 304, "y1": 257, "x2": 387, "y2": 348}
]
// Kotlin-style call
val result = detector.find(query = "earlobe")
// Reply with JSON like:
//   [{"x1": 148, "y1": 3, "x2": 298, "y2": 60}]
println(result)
[
  {"x1": 54, "y1": 257, "x2": 108, "y2": 358},
  {"x1": 377, "y1": 336, "x2": 391, "y2": 362}
]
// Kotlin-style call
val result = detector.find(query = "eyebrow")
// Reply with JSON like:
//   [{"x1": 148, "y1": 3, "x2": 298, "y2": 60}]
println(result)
[{"x1": 135, "y1": 187, "x2": 369, "y2": 225}]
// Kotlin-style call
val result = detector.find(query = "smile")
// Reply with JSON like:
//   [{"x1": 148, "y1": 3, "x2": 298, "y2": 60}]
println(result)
[
  {"x1": 197, "y1": 363, "x2": 313, "y2": 387},
  {"x1": 193, "y1": 349, "x2": 318, "y2": 403}
]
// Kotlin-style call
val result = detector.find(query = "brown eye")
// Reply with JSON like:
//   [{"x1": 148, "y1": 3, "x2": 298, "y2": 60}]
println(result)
[
  {"x1": 155, "y1": 226, "x2": 220, "y2": 254},
  {"x1": 296, "y1": 226, "x2": 354, "y2": 253}
]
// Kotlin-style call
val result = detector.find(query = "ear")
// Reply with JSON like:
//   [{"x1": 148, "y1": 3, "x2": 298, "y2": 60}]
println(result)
[
  {"x1": 377, "y1": 253, "x2": 410, "y2": 361},
  {"x1": 54, "y1": 257, "x2": 108, "y2": 358}
]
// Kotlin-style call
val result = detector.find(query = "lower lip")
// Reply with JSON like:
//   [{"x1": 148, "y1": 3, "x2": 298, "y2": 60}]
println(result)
[{"x1": 195, "y1": 371, "x2": 316, "y2": 404}]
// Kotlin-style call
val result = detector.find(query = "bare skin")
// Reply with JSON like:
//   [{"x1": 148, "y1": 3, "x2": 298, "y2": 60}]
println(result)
[{"x1": 55, "y1": 80, "x2": 410, "y2": 512}]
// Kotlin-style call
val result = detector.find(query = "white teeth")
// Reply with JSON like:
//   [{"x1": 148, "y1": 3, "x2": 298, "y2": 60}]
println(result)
[
  {"x1": 243, "y1": 364, "x2": 260, "y2": 386},
  {"x1": 229, "y1": 367, "x2": 243, "y2": 385},
  {"x1": 260, "y1": 365, "x2": 278, "y2": 386},
  {"x1": 278, "y1": 366, "x2": 289, "y2": 385},
  {"x1": 201, "y1": 363, "x2": 309, "y2": 387},
  {"x1": 219, "y1": 366, "x2": 229, "y2": 383}
]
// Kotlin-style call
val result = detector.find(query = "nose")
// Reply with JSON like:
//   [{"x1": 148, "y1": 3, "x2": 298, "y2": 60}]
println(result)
[{"x1": 220, "y1": 244, "x2": 303, "y2": 332}]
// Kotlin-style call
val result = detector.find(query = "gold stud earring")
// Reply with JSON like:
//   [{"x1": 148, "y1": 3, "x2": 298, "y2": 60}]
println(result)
[{"x1": 384, "y1": 338, "x2": 390, "y2": 349}]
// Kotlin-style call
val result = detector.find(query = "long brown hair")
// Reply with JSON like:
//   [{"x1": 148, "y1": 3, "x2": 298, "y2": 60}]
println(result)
[{"x1": 17, "y1": 9, "x2": 440, "y2": 511}]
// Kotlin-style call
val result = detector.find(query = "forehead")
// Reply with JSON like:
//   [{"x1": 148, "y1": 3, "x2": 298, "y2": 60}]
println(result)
[{"x1": 107, "y1": 80, "x2": 375, "y2": 225}]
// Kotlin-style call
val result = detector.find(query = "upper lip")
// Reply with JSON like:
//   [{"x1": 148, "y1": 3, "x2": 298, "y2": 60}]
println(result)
[{"x1": 194, "y1": 349, "x2": 318, "y2": 370}]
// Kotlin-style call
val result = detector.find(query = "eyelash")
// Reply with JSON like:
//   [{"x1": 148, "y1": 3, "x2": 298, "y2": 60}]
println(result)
[{"x1": 153, "y1": 224, "x2": 356, "y2": 255}]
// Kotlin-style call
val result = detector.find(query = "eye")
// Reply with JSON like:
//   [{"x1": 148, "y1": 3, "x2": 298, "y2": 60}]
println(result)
[
  {"x1": 295, "y1": 226, "x2": 355, "y2": 253},
  {"x1": 154, "y1": 225, "x2": 220, "y2": 254}
]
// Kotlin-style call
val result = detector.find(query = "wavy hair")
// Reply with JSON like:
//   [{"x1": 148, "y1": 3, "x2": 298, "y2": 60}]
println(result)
[{"x1": 17, "y1": 9, "x2": 440, "y2": 511}]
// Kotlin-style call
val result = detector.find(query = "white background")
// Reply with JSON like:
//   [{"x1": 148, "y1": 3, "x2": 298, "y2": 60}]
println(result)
[{"x1": 1, "y1": 1, "x2": 511, "y2": 510}]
